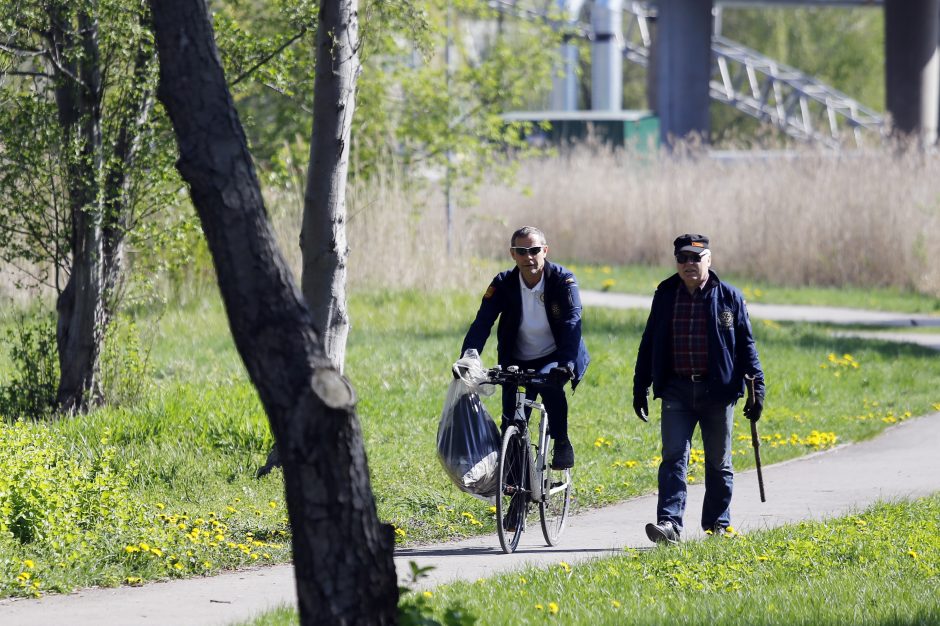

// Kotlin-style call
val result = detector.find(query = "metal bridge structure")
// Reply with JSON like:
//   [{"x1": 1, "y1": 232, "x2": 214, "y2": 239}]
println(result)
[
  {"x1": 619, "y1": 3, "x2": 885, "y2": 148},
  {"x1": 489, "y1": 0, "x2": 939, "y2": 149}
]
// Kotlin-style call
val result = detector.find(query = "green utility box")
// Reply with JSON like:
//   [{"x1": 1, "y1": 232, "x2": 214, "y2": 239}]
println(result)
[{"x1": 502, "y1": 110, "x2": 659, "y2": 151}]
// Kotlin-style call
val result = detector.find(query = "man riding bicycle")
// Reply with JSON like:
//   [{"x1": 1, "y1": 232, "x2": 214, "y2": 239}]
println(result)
[{"x1": 461, "y1": 226, "x2": 590, "y2": 471}]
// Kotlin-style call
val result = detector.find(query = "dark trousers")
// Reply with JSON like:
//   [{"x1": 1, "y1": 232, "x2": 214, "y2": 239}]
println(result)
[{"x1": 499, "y1": 353, "x2": 569, "y2": 442}]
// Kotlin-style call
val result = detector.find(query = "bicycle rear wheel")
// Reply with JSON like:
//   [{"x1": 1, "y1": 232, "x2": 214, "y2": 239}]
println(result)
[
  {"x1": 496, "y1": 424, "x2": 528, "y2": 554},
  {"x1": 539, "y1": 456, "x2": 571, "y2": 546}
]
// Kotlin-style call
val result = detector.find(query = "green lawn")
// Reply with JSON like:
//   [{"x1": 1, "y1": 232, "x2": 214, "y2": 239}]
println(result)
[
  {"x1": 0, "y1": 283, "x2": 939, "y2": 598},
  {"x1": 403, "y1": 495, "x2": 940, "y2": 625}
]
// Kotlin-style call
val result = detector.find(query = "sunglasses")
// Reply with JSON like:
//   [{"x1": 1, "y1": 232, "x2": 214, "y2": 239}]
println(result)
[
  {"x1": 510, "y1": 246, "x2": 544, "y2": 256},
  {"x1": 675, "y1": 253, "x2": 705, "y2": 264}
]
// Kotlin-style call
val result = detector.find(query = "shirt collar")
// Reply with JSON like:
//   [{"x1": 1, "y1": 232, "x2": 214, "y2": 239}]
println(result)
[{"x1": 519, "y1": 272, "x2": 545, "y2": 293}]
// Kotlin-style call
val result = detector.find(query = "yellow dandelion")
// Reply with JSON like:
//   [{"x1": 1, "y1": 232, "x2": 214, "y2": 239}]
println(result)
[
  {"x1": 174, "y1": 563, "x2": 184, "y2": 570},
  {"x1": 548, "y1": 602, "x2": 559, "y2": 615},
  {"x1": 422, "y1": 591, "x2": 433, "y2": 598},
  {"x1": 559, "y1": 561, "x2": 571, "y2": 573},
  {"x1": 611, "y1": 600, "x2": 621, "y2": 608},
  {"x1": 156, "y1": 503, "x2": 165, "y2": 510},
  {"x1": 535, "y1": 604, "x2": 544, "y2": 611},
  {"x1": 139, "y1": 542, "x2": 150, "y2": 551},
  {"x1": 268, "y1": 501, "x2": 277, "y2": 509},
  {"x1": 150, "y1": 548, "x2": 163, "y2": 557},
  {"x1": 908, "y1": 550, "x2": 919, "y2": 560},
  {"x1": 23, "y1": 560, "x2": 35, "y2": 569}
]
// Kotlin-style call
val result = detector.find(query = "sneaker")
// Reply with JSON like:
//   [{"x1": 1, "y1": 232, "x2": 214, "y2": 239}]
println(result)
[
  {"x1": 502, "y1": 496, "x2": 525, "y2": 533},
  {"x1": 550, "y1": 439, "x2": 575, "y2": 469},
  {"x1": 645, "y1": 521, "x2": 681, "y2": 545}
]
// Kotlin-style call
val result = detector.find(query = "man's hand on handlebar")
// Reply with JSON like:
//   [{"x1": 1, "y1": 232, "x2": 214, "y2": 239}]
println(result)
[{"x1": 548, "y1": 366, "x2": 573, "y2": 388}]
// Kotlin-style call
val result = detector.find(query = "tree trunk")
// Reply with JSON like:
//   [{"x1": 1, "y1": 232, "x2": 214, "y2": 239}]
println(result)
[
  {"x1": 301, "y1": 0, "x2": 360, "y2": 373},
  {"x1": 147, "y1": 2, "x2": 398, "y2": 624},
  {"x1": 50, "y1": 6, "x2": 107, "y2": 412}
]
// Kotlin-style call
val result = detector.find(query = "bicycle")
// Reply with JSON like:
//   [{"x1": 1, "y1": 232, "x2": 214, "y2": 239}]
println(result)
[{"x1": 485, "y1": 365, "x2": 573, "y2": 554}]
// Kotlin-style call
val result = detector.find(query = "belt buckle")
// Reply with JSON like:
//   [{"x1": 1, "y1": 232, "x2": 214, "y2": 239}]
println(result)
[{"x1": 690, "y1": 374, "x2": 704, "y2": 382}]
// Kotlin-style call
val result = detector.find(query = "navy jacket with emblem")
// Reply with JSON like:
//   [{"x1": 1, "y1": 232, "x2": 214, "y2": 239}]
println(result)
[
  {"x1": 633, "y1": 270, "x2": 765, "y2": 403},
  {"x1": 461, "y1": 261, "x2": 590, "y2": 387}
]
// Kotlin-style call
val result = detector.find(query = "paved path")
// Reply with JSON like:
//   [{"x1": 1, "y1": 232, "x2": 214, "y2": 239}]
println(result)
[
  {"x1": 580, "y1": 290, "x2": 940, "y2": 328},
  {"x1": 2, "y1": 294, "x2": 938, "y2": 625}
]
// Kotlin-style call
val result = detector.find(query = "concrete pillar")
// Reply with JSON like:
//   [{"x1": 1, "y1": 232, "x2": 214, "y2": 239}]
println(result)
[
  {"x1": 885, "y1": 0, "x2": 939, "y2": 145},
  {"x1": 551, "y1": 0, "x2": 587, "y2": 111},
  {"x1": 591, "y1": 0, "x2": 623, "y2": 110},
  {"x1": 655, "y1": 0, "x2": 713, "y2": 146}
]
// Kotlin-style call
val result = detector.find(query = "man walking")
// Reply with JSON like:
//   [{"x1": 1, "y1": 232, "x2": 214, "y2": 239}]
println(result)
[
  {"x1": 462, "y1": 226, "x2": 590, "y2": 470},
  {"x1": 633, "y1": 234, "x2": 765, "y2": 543}
]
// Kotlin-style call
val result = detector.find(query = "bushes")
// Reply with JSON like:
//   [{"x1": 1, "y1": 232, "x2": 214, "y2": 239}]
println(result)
[
  {"x1": 0, "y1": 312, "x2": 58, "y2": 420},
  {"x1": 0, "y1": 310, "x2": 154, "y2": 420}
]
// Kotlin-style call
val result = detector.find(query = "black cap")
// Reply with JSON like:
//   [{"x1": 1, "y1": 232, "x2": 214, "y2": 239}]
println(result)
[{"x1": 674, "y1": 234, "x2": 709, "y2": 256}]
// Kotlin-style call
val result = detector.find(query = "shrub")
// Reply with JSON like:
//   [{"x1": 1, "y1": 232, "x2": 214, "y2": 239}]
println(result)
[{"x1": 0, "y1": 311, "x2": 58, "y2": 421}]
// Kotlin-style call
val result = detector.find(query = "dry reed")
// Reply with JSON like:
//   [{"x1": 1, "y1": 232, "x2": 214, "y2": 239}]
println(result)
[{"x1": 268, "y1": 144, "x2": 939, "y2": 296}]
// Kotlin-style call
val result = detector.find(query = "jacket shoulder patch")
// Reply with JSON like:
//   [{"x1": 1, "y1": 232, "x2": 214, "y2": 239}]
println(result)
[
  {"x1": 483, "y1": 285, "x2": 496, "y2": 299},
  {"x1": 565, "y1": 277, "x2": 576, "y2": 285}
]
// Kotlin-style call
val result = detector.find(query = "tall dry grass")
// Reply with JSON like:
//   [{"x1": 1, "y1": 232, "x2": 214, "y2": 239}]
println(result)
[{"x1": 265, "y1": 144, "x2": 940, "y2": 296}]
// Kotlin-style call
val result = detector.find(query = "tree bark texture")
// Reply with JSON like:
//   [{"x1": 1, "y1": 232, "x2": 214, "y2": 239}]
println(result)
[
  {"x1": 301, "y1": 0, "x2": 360, "y2": 373},
  {"x1": 49, "y1": 5, "x2": 108, "y2": 412},
  {"x1": 147, "y1": 2, "x2": 398, "y2": 623}
]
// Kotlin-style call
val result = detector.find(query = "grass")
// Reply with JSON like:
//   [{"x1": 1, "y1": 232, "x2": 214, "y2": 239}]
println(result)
[
  {"x1": 239, "y1": 495, "x2": 940, "y2": 625},
  {"x1": 403, "y1": 495, "x2": 940, "y2": 625},
  {"x1": 1, "y1": 283, "x2": 939, "y2": 598}
]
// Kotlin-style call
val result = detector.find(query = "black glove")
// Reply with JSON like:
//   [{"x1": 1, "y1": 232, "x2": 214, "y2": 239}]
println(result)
[
  {"x1": 632, "y1": 393, "x2": 649, "y2": 422},
  {"x1": 744, "y1": 395, "x2": 764, "y2": 421},
  {"x1": 548, "y1": 366, "x2": 573, "y2": 387}
]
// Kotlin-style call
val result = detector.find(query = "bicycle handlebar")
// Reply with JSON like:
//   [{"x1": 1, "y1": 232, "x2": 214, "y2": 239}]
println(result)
[{"x1": 484, "y1": 366, "x2": 550, "y2": 387}]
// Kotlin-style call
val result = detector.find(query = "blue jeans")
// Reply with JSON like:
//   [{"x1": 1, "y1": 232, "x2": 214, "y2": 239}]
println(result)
[{"x1": 656, "y1": 378, "x2": 735, "y2": 534}]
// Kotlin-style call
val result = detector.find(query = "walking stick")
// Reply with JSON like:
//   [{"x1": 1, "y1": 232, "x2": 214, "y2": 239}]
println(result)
[{"x1": 745, "y1": 374, "x2": 766, "y2": 503}]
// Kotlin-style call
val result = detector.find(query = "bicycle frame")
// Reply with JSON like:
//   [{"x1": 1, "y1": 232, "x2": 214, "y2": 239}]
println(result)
[
  {"x1": 487, "y1": 364, "x2": 573, "y2": 552},
  {"x1": 510, "y1": 388, "x2": 547, "y2": 504}
]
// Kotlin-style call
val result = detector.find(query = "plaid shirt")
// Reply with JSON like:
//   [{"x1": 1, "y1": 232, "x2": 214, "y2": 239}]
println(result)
[{"x1": 672, "y1": 283, "x2": 710, "y2": 376}]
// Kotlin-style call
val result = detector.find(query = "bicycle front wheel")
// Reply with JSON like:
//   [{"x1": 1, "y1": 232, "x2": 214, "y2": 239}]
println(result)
[
  {"x1": 496, "y1": 424, "x2": 528, "y2": 554},
  {"x1": 539, "y1": 459, "x2": 571, "y2": 546}
]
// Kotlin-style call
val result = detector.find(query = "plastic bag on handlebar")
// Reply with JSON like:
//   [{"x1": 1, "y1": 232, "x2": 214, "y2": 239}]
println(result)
[
  {"x1": 450, "y1": 349, "x2": 495, "y2": 396},
  {"x1": 437, "y1": 350, "x2": 500, "y2": 499}
]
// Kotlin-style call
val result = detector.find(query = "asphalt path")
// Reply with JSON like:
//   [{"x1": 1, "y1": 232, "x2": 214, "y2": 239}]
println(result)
[{"x1": 2, "y1": 293, "x2": 938, "y2": 625}]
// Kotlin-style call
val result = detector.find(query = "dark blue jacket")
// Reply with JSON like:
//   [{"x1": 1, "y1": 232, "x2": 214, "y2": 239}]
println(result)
[
  {"x1": 461, "y1": 262, "x2": 590, "y2": 388},
  {"x1": 633, "y1": 271, "x2": 765, "y2": 403}
]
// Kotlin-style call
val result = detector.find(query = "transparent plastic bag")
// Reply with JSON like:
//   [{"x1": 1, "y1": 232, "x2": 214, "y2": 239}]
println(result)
[{"x1": 436, "y1": 350, "x2": 500, "y2": 499}]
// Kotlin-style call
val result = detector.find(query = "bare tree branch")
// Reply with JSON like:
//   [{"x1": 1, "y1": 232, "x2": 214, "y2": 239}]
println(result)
[{"x1": 230, "y1": 27, "x2": 307, "y2": 86}]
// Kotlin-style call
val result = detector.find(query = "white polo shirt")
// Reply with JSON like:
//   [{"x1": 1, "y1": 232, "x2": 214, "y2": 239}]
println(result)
[{"x1": 513, "y1": 273, "x2": 557, "y2": 360}]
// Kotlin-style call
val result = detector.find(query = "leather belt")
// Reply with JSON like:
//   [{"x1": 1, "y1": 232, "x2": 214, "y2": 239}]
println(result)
[{"x1": 675, "y1": 373, "x2": 707, "y2": 382}]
